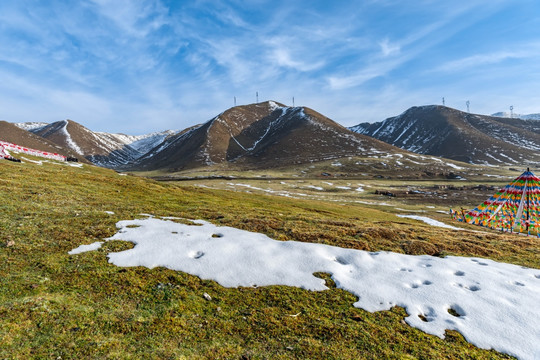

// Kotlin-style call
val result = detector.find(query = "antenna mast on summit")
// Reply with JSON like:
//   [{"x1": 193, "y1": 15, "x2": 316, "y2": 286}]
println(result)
[
  {"x1": 256, "y1": 92, "x2": 259, "y2": 103},
  {"x1": 234, "y1": 96, "x2": 236, "y2": 107},
  {"x1": 292, "y1": 96, "x2": 295, "y2": 107},
  {"x1": 510, "y1": 105, "x2": 514, "y2": 118},
  {"x1": 442, "y1": 97, "x2": 445, "y2": 106},
  {"x1": 466, "y1": 100, "x2": 470, "y2": 113}
]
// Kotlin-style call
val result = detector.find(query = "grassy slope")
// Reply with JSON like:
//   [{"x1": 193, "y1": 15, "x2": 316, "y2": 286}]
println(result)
[{"x1": 2, "y1": 158, "x2": 534, "y2": 359}]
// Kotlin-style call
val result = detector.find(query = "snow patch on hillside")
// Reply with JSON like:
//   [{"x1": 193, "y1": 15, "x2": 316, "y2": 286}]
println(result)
[
  {"x1": 62, "y1": 121, "x2": 83, "y2": 155},
  {"x1": 492, "y1": 112, "x2": 540, "y2": 120},
  {"x1": 268, "y1": 101, "x2": 284, "y2": 111},
  {"x1": 71, "y1": 216, "x2": 540, "y2": 360},
  {"x1": 397, "y1": 215, "x2": 463, "y2": 230},
  {"x1": 128, "y1": 130, "x2": 176, "y2": 153},
  {"x1": 13, "y1": 122, "x2": 48, "y2": 131}
]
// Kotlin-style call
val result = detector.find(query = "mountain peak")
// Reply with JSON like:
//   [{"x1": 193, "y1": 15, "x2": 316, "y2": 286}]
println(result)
[
  {"x1": 0, "y1": 120, "x2": 79, "y2": 159},
  {"x1": 350, "y1": 105, "x2": 540, "y2": 165},
  {"x1": 132, "y1": 101, "x2": 398, "y2": 171}
]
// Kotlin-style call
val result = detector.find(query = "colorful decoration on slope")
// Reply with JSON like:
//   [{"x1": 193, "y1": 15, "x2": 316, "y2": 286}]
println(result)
[
  {"x1": 0, "y1": 144, "x2": 7, "y2": 158},
  {"x1": 451, "y1": 168, "x2": 540, "y2": 235},
  {"x1": 0, "y1": 141, "x2": 66, "y2": 162}
]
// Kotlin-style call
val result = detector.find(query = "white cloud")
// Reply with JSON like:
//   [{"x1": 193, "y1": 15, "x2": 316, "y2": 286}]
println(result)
[
  {"x1": 0, "y1": 0, "x2": 538, "y2": 133},
  {"x1": 87, "y1": 0, "x2": 169, "y2": 38},
  {"x1": 266, "y1": 39, "x2": 325, "y2": 72},
  {"x1": 436, "y1": 49, "x2": 539, "y2": 73},
  {"x1": 379, "y1": 38, "x2": 400, "y2": 56}
]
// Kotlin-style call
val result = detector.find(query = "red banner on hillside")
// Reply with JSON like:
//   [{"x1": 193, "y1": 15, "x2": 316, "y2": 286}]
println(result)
[{"x1": 0, "y1": 141, "x2": 66, "y2": 161}]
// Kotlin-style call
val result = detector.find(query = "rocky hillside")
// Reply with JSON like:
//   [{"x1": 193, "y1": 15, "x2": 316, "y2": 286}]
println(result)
[
  {"x1": 133, "y1": 101, "x2": 401, "y2": 171},
  {"x1": 350, "y1": 105, "x2": 540, "y2": 165}
]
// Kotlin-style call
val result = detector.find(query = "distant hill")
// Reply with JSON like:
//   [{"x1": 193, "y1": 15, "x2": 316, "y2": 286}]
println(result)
[
  {"x1": 133, "y1": 101, "x2": 401, "y2": 171},
  {"x1": 13, "y1": 122, "x2": 49, "y2": 131},
  {"x1": 19, "y1": 120, "x2": 176, "y2": 168},
  {"x1": 491, "y1": 112, "x2": 540, "y2": 121},
  {"x1": 350, "y1": 105, "x2": 540, "y2": 165},
  {"x1": 0, "y1": 121, "x2": 80, "y2": 159}
]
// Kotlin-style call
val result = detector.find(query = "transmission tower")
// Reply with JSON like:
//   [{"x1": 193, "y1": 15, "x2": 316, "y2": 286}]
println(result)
[
  {"x1": 466, "y1": 100, "x2": 470, "y2": 113},
  {"x1": 442, "y1": 97, "x2": 445, "y2": 106},
  {"x1": 256, "y1": 91, "x2": 259, "y2": 103},
  {"x1": 292, "y1": 96, "x2": 295, "y2": 107},
  {"x1": 510, "y1": 105, "x2": 514, "y2": 118}
]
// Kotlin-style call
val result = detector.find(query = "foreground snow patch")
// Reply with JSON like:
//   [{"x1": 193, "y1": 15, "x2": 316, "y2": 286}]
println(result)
[
  {"x1": 71, "y1": 217, "x2": 540, "y2": 360},
  {"x1": 69, "y1": 241, "x2": 104, "y2": 254}
]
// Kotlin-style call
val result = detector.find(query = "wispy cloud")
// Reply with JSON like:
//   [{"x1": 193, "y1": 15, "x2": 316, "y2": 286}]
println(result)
[
  {"x1": 379, "y1": 38, "x2": 400, "y2": 57},
  {"x1": 0, "y1": 0, "x2": 537, "y2": 132},
  {"x1": 325, "y1": 1, "x2": 513, "y2": 90},
  {"x1": 265, "y1": 37, "x2": 326, "y2": 72},
  {"x1": 435, "y1": 47, "x2": 540, "y2": 72}
]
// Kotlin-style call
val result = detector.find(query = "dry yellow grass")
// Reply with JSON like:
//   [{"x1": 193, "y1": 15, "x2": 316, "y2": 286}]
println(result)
[{"x1": 1, "y1": 156, "x2": 531, "y2": 359}]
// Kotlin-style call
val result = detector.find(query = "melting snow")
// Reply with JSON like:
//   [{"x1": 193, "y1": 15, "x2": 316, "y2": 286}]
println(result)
[
  {"x1": 61, "y1": 121, "x2": 83, "y2": 155},
  {"x1": 21, "y1": 157, "x2": 43, "y2": 165},
  {"x1": 395, "y1": 208, "x2": 425, "y2": 213},
  {"x1": 445, "y1": 163, "x2": 463, "y2": 170},
  {"x1": 69, "y1": 241, "x2": 103, "y2": 254},
  {"x1": 397, "y1": 215, "x2": 463, "y2": 230},
  {"x1": 70, "y1": 217, "x2": 540, "y2": 360}
]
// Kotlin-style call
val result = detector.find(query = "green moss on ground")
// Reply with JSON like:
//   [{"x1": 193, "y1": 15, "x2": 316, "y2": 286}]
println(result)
[{"x1": 0, "y1": 158, "x2": 527, "y2": 359}]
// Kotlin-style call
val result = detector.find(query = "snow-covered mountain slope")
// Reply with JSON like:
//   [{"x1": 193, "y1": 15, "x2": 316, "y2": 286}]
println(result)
[
  {"x1": 26, "y1": 120, "x2": 177, "y2": 168},
  {"x1": 13, "y1": 122, "x2": 49, "y2": 132},
  {"x1": 491, "y1": 112, "x2": 540, "y2": 120},
  {"x1": 132, "y1": 101, "x2": 401, "y2": 171},
  {"x1": 117, "y1": 130, "x2": 177, "y2": 153},
  {"x1": 350, "y1": 106, "x2": 540, "y2": 165}
]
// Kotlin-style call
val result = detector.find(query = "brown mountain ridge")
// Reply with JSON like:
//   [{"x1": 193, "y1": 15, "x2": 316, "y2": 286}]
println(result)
[
  {"x1": 350, "y1": 105, "x2": 540, "y2": 165},
  {"x1": 132, "y1": 101, "x2": 402, "y2": 171},
  {"x1": 0, "y1": 121, "x2": 81, "y2": 160}
]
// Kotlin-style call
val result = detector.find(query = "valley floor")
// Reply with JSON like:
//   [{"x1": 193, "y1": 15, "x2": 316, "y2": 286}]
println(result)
[{"x1": 1, "y1": 155, "x2": 537, "y2": 359}]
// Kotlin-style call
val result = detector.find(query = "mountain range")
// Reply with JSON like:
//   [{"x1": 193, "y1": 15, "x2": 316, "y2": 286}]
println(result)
[
  {"x1": 350, "y1": 105, "x2": 540, "y2": 166},
  {"x1": 132, "y1": 101, "x2": 398, "y2": 171},
  {"x1": 0, "y1": 121, "x2": 81, "y2": 160},
  {"x1": 491, "y1": 112, "x2": 540, "y2": 121},
  {"x1": 15, "y1": 120, "x2": 175, "y2": 168},
  {"x1": 4, "y1": 102, "x2": 540, "y2": 171}
]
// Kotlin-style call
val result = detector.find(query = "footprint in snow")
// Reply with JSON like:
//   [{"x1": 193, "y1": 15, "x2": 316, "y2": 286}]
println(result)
[
  {"x1": 333, "y1": 257, "x2": 349, "y2": 265},
  {"x1": 189, "y1": 251, "x2": 205, "y2": 259}
]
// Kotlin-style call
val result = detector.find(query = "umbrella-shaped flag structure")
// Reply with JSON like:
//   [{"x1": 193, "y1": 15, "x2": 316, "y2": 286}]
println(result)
[{"x1": 452, "y1": 168, "x2": 540, "y2": 235}]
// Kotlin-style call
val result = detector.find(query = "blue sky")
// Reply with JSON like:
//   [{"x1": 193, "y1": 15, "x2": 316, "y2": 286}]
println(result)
[{"x1": 1, "y1": 0, "x2": 539, "y2": 134}]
